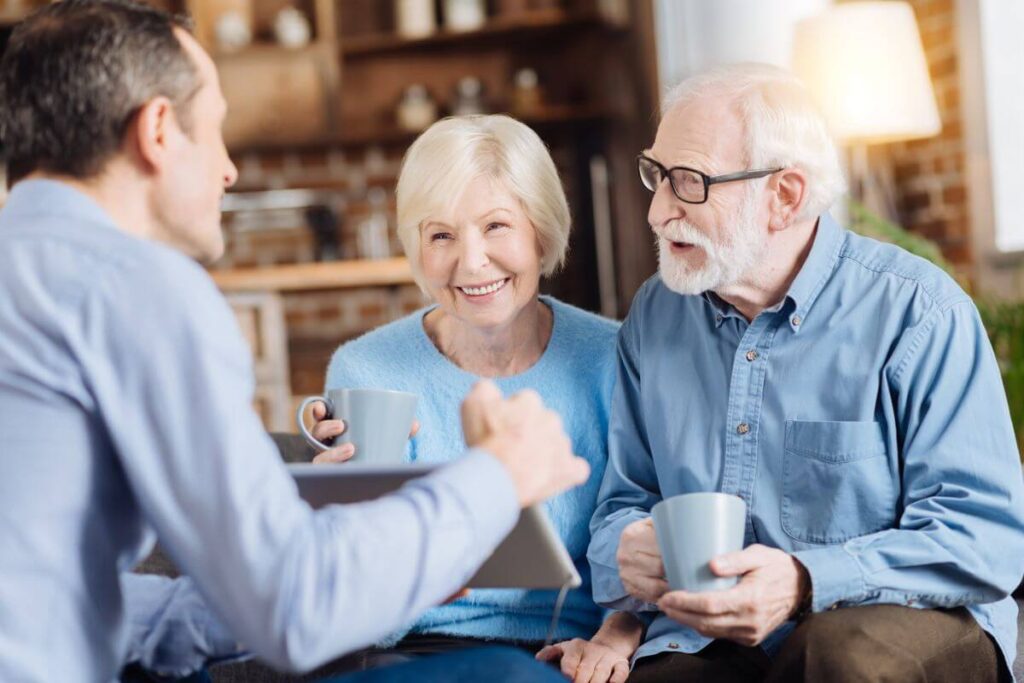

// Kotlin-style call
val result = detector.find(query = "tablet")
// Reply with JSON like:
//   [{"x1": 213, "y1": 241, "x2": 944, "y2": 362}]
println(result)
[{"x1": 288, "y1": 462, "x2": 582, "y2": 590}]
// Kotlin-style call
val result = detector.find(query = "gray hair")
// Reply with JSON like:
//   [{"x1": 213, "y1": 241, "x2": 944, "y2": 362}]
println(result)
[
  {"x1": 395, "y1": 115, "x2": 571, "y2": 290},
  {"x1": 662, "y1": 63, "x2": 847, "y2": 219}
]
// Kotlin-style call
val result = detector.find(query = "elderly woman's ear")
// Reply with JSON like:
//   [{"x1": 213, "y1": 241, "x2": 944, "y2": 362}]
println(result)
[{"x1": 767, "y1": 167, "x2": 810, "y2": 232}]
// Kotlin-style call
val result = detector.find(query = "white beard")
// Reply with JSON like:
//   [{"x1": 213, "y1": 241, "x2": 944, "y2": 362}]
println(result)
[{"x1": 655, "y1": 188, "x2": 766, "y2": 296}]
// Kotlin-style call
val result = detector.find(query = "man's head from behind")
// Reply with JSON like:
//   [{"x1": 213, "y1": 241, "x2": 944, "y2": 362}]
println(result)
[
  {"x1": 0, "y1": 0, "x2": 237, "y2": 262},
  {"x1": 646, "y1": 63, "x2": 846, "y2": 296}
]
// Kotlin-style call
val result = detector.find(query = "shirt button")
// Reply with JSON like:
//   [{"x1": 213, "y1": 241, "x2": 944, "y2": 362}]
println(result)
[
  {"x1": 745, "y1": 350, "x2": 758, "y2": 362},
  {"x1": 715, "y1": 315, "x2": 723, "y2": 324},
  {"x1": 791, "y1": 315, "x2": 802, "y2": 327},
  {"x1": 829, "y1": 603, "x2": 840, "y2": 611},
  {"x1": 736, "y1": 423, "x2": 750, "y2": 435},
  {"x1": 667, "y1": 642, "x2": 680, "y2": 650}
]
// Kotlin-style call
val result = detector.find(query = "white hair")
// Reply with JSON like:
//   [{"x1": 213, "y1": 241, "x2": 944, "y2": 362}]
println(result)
[
  {"x1": 395, "y1": 115, "x2": 571, "y2": 290},
  {"x1": 662, "y1": 63, "x2": 847, "y2": 219}
]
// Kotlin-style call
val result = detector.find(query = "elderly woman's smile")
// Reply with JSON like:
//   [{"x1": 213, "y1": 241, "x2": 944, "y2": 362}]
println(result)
[
  {"x1": 456, "y1": 277, "x2": 510, "y2": 298},
  {"x1": 418, "y1": 174, "x2": 545, "y2": 334}
]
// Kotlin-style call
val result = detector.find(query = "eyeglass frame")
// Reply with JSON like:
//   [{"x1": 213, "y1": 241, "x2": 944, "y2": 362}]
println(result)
[{"x1": 637, "y1": 153, "x2": 783, "y2": 204}]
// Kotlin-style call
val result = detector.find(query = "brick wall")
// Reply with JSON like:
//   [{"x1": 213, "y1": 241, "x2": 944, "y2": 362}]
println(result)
[
  {"x1": 884, "y1": 0, "x2": 971, "y2": 267},
  {"x1": 214, "y1": 144, "x2": 428, "y2": 395}
]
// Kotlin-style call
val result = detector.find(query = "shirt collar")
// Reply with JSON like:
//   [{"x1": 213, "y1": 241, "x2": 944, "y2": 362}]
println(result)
[
  {"x1": 700, "y1": 213, "x2": 845, "y2": 332},
  {"x1": 782, "y1": 212, "x2": 845, "y2": 332},
  {"x1": 0, "y1": 178, "x2": 120, "y2": 233}
]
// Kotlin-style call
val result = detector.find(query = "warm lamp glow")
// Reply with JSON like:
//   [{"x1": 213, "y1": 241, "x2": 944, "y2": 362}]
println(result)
[{"x1": 793, "y1": 2, "x2": 941, "y2": 144}]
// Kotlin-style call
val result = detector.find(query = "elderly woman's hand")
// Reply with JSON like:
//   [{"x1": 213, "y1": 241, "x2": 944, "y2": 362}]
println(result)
[
  {"x1": 309, "y1": 401, "x2": 421, "y2": 464},
  {"x1": 536, "y1": 638, "x2": 630, "y2": 683},
  {"x1": 309, "y1": 400, "x2": 355, "y2": 464},
  {"x1": 536, "y1": 611, "x2": 642, "y2": 683}
]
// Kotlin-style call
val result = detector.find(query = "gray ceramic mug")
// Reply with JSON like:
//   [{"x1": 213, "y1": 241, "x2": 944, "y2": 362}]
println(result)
[
  {"x1": 652, "y1": 492, "x2": 746, "y2": 593},
  {"x1": 296, "y1": 388, "x2": 418, "y2": 464}
]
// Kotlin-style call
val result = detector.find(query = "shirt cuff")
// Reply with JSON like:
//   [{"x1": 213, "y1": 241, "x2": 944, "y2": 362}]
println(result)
[
  {"x1": 412, "y1": 448, "x2": 519, "y2": 551},
  {"x1": 792, "y1": 544, "x2": 867, "y2": 612},
  {"x1": 588, "y1": 509, "x2": 651, "y2": 607}
]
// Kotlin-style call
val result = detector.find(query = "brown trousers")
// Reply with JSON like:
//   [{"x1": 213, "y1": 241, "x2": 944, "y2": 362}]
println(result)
[{"x1": 628, "y1": 605, "x2": 1006, "y2": 683}]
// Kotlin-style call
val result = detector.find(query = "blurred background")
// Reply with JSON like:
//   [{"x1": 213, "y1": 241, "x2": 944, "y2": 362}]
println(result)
[{"x1": 0, "y1": 0, "x2": 1020, "y2": 449}]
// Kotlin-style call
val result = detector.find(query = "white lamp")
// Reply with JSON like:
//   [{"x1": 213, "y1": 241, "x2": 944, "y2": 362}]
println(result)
[{"x1": 793, "y1": 2, "x2": 941, "y2": 215}]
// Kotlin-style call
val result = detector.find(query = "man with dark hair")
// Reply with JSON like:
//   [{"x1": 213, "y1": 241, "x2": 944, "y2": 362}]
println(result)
[
  {"x1": 1, "y1": 0, "x2": 200, "y2": 184},
  {"x1": 0, "y1": 2, "x2": 589, "y2": 681}
]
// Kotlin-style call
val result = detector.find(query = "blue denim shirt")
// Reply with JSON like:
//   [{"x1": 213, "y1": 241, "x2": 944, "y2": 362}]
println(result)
[{"x1": 588, "y1": 214, "x2": 1024, "y2": 675}]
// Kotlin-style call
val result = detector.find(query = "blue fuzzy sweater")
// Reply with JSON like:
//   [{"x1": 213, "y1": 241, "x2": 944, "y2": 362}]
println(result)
[{"x1": 324, "y1": 296, "x2": 619, "y2": 644}]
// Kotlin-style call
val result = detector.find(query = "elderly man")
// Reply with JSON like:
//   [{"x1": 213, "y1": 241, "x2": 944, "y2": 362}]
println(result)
[
  {"x1": 0, "y1": 2, "x2": 587, "y2": 681},
  {"x1": 587, "y1": 63, "x2": 1024, "y2": 682}
]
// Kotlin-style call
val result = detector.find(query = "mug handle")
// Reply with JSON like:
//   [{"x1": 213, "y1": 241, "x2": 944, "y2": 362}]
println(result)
[{"x1": 296, "y1": 395, "x2": 335, "y2": 452}]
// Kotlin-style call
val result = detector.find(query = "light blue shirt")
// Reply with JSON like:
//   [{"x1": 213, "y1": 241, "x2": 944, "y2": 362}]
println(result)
[
  {"x1": 325, "y1": 298, "x2": 618, "y2": 643},
  {"x1": 0, "y1": 179, "x2": 520, "y2": 682},
  {"x1": 587, "y1": 214, "x2": 1024, "y2": 675}
]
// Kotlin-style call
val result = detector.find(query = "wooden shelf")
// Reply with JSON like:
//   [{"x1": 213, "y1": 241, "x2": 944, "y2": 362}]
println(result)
[
  {"x1": 335, "y1": 105, "x2": 608, "y2": 147},
  {"x1": 212, "y1": 41, "x2": 329, "y2": 62},
  {"x1": 228, "y1": 104, "x2": 608, "y2": 154},
  {"x1": 0, "y1": 6, "x2": 36, "y2": 26},
  {"x1": 210, "y1": 258, "x2": 415, "y2": 292},
  {"x1": 340, "y1": 8, "x2": 616, "y2": 58}
]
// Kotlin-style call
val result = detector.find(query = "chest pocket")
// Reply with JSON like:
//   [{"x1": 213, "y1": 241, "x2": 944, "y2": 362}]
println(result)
[{"x1": 781, "y1": 420, "x2": 898, "y2": 544}]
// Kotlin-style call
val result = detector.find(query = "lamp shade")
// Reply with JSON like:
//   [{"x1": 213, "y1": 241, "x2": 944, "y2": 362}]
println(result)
[{"x1": 792, "y1": 1, "x2": 941, "y2": 144}]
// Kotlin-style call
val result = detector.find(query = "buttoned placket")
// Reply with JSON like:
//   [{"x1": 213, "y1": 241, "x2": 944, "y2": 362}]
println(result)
[{"x1": 718, "y1": 309, "x2": 786, "y2": 543}]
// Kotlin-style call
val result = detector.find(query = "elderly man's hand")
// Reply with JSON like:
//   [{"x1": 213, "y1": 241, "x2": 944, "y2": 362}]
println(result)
[
  {"x1": 617, "y1": 518, "x2": 669, "y2": 604},
  {"x1": 657, "y1": 544, "x2": 810, "y2": 647}
]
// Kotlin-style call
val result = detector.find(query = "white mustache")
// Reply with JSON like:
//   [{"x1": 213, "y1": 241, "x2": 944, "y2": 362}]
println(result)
[{"x1": 654, "y1": 220, "x2": 715, "y2": 252}]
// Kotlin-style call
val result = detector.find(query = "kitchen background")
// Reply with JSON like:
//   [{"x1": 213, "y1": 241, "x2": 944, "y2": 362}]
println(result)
[{"x1": 1, "y1": 0, "x2": 1020, "y2": 444}]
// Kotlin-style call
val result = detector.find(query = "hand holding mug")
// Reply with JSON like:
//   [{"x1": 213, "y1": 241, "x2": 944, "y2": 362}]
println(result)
[
  {"x1": 304, "y1": 401, "x2": 421, "y2": 464},
  {"x1": 296, "y1": 388, "x2": 418, "y2": 465}
]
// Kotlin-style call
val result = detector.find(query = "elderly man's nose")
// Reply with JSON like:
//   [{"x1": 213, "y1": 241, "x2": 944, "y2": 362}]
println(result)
[{"x1": 648, "y1": 179, "x2": 684, "y2": 229}]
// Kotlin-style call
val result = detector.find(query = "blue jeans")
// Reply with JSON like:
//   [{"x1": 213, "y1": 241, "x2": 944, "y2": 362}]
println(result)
[{"x1": 322, "y1": 646, "x2": 563, "y2": 683}]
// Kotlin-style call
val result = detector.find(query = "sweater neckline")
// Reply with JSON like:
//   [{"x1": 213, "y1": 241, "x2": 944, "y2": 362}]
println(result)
[{"x1": 414, "y1": 295, "x2": 563, "y2": 384}]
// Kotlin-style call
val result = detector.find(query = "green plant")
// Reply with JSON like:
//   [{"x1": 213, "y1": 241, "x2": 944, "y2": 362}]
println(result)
[
  {"x1": 848, "y1": 201, "x2": 1024, "y2": 456},
  {"x1": 977, "y1": 300, "x2": 1024, "y2": 455}
]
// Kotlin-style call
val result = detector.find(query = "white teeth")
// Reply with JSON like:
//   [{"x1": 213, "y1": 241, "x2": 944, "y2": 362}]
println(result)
[{"x1": 459, "y1": 279, "x2": 507, "y2": 296}]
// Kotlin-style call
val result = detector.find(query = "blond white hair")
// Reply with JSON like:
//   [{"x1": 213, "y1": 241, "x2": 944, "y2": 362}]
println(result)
[
  {"x1": 395, "y1": 115, "x2": 571, "y2": 289},
  {"x1": 662, "y1": 63, "x2": 847, "y2": 219}
]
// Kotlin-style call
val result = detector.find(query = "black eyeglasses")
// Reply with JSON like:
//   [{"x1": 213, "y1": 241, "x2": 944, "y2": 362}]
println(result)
[{"x1": 637, "y1": 154, "x2": 782, "y2": 204}]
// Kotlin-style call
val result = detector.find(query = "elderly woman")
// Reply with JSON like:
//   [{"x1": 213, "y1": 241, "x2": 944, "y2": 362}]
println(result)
[{"x1": 309, "y1": 115, "x2": 643, "y2": 682}]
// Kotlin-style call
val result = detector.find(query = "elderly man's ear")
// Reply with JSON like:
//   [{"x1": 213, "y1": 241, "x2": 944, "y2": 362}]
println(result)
[{"x1": 766, "y1": 167, "x2": 809, "y2": 232}]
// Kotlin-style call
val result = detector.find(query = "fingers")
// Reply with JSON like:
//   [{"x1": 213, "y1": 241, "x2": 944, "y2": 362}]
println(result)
[
  {"x1": 571, "y1": 646, "x2": 596, "y2": 683},
  {"x1": 623, "y1": 575, "x2": 669, "y2": 604},
  {"x1": 310, "y1": 400, "x2": 328, "y2": 421},
  {"x1": 583, "y1": 657, "x2": 609, "y2": 683},
  {"x1": 535, "y1": 645, "x2": 563, "y2": 662},
  {"x1": 609, "y1": 660, "x2": 629, "y2": 683},
  {"x1": 312, "y1": 443, "x2": 355, "y2": 464},
  {"x1": 710, "y1": 544, "x2": 772, "y2": 577},
  {"x1": 659, "y1": 603, "x2": 763, "y2": 646},
  {"x1": 461, "y1": 380, "x2": 502, "y2": 447},
  {"x1": 658, "y1": 588, "x2": 741, "y2": 616},
  {"x1": 560, "y1": 641, "x2": 583, "y2": 680},
  {"x1": 311, "y1": 419, "x2": 346, "y2": 441},
  {"x1": 565, "y1": 455, "x2": 591, "y2": 488}
]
